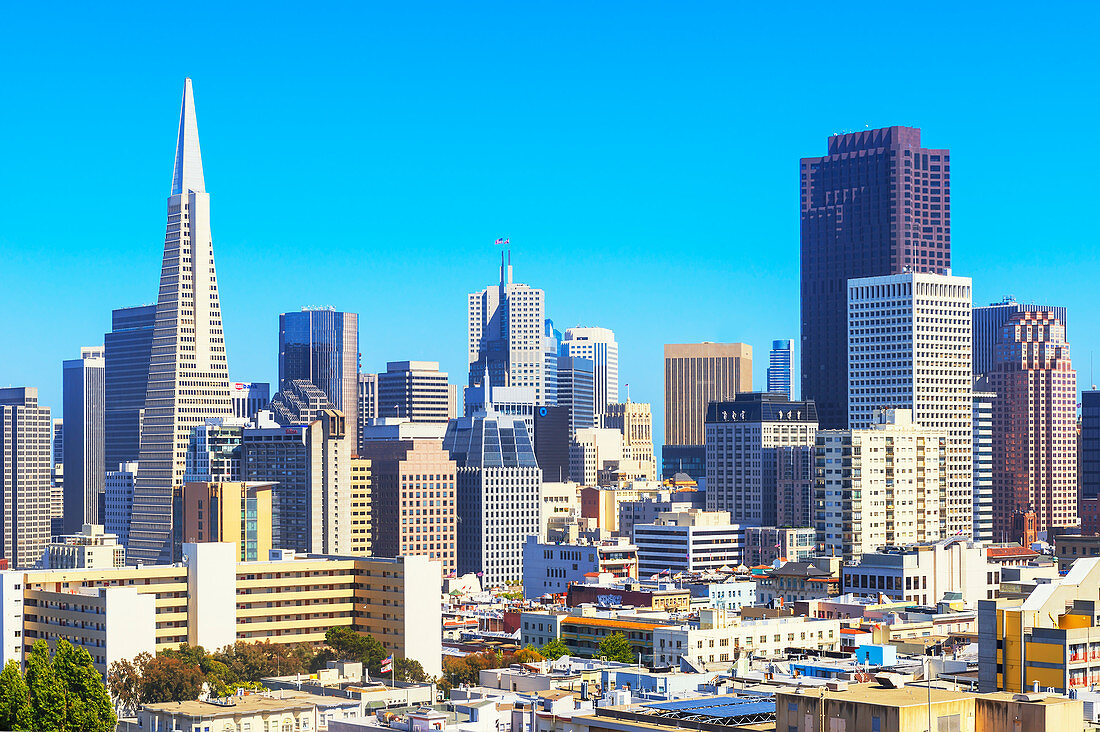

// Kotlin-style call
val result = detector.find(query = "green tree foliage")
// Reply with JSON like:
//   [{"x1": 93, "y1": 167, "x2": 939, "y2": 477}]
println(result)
[
  {"x1": 598, "y1": 633, "x2": 636, "y2": 664},
  {"x1": 0, "y1": 660, "x2": 31, "y2": 731},
  {"x1": 25, "y1": 640, "x2": 65, "y2": 731},
  {"x1": 53, "y1": 640, "x2": 117, "y2": 732},
  {"x1": 323, "y1": 627, "x2": 388, "y2": 676},
  {"x1": 105, "y1": 656, "x2": 143, "y2": 718},
  {"x1": 438, "y1": 648, "x2": 539, "y2": 692},
  {"x1": 392, "y1": 657, "x2": 429, "y2": 683},
  {"x1": 539, "y1": 639, "x2": 571, "y2": 660}
]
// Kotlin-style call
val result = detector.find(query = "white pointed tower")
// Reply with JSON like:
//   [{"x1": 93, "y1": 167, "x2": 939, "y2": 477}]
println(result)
[{"x1": 130, "y1": 79, "x2": 233, "y2": 564}]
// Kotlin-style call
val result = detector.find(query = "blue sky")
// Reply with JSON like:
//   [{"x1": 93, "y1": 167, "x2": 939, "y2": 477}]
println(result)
[{"x1": 2, "y1": 2, "x2": 1098, "y2": 444}]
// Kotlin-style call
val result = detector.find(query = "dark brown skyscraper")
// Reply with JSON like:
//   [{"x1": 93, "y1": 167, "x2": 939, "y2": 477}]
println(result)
[{"x1": 800, "y1": 126, "x2": 950, "y2": 428}]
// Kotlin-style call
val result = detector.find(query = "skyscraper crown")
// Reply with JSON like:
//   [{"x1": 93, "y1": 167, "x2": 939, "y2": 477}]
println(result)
[{"x1": 171, "y1": 78, "x2": 205, "y2": 195}]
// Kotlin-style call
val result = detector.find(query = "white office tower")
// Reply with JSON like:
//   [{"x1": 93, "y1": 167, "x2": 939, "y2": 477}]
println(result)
[
  {"x1": 131, "y1": 79, "x2": 233, "y2": 564},
  {"x1": 847, "y1": 272, "x2": 972, "y2": 538},
  {"x1": 467, "y1": 251, "x2": 547, "y2": 404},
  {"x1": 971, "y1": 377, "x2": 995, "y2": 543},
  {"x1": 560, "y1": 327, "x2": 619, "y2": 421},
  {"x1": 816, "y1": 409, "x2": 947, "y2": 561}
]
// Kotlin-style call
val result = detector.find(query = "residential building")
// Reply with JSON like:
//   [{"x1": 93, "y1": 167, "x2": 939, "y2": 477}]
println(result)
[
  {"x1": 103, "y1": 304, "x2": 155, "y2": 469},
  {"x1": 138, "y1": 692, "x2": 365, "y2": 732},
  {"x1": 989, "y1": 310, "x2": 1077, "y2": 535},
  {"x1": 705, "y1": 392, "x2": 818, "y2": 527},
  {"x1": 634, "y1": 510, "x2": 743, "y2": 576},
  {"x1": 535, "y1": 405, "x2": 571, "y2": 483},
  {"x1": 569, "y1": 428, "x2": 623, "y2": 486},
  {"x1": 767, "y1": 339, "x2": 793, "y2": 399},
  {"x1": 743, "y1": 526, "x2": 816, "y2": 566},
  {"x1": 816, "y1": 409, "x2": 947, "y2": 561},
  {"x1": 105, "y1": 462, "x2": 136, "y2": 550},
  {"x1": 602, "y1": 401, "x2": 657, "y2": 482},
  {"x1": 131, "y1": 79, "x2": 234, "y2": 565},
  {"x1": 538, "y1": 481, "x2": 580, "y2": 541},
  {"x1": 62, "y1": 346, "x2": 105, "y2": 533},
  {"x1": 377, "y1": 360, "x2": 452, "y2": 423},
  {"x1": 1052, "y1": 534, "x2": 1100, "y2": 571},
  {"x1": 445, "y1": 403, "x2": 541, "y2": 588},
  {"x1": 556, "y1": 356, "x2": 596, "y2": 436},
  {"x1": 41, "y1": 524, "x2": 126, "y2": 569},
  {"x1": 0, "y1": 387, "x2": 52, "y2": 568},
  {"x1": 359, "y1": 436, "x2": 456, "y2": 574},
  {"x1": 521, "y1": 537, "x2": 638, "y2": 599},
  {"x1": 973, "y1": 296, "x2": 1068, "y2": 377},
  {"x1": 278, "y1": 308, "x2": 359, "y2": 444},
  {"x1": 230, "y1": 381, "x2": 269, "y2": 420},
  {"x1": 560, "y1": 327, "x2": 619, "y2": 419},
  {"x1": 349, "y1": 457, "x2": 372, "y2": 557},
  {"x1": 978, "y1": 556, "x2": 1100, "y2": 695},
  {"x1": 269, "y1": 379, "x2": 337, "y2": 426},
  {"x1": 617, "y1": 490, "x2": 706, "y2": 541},
  {"x1": 755, "y1": 558, "x2": 842, "y2": 604},
  {"x1": 843, "y1": 539, "x2": 995, "y2": 607},
  {"x1": 663, "y1": 342, "x2": 752, "y2": 448},
  {"x1": 654, "y1": 608, "x2": 841, "y2": 667},
  {"x1": 468, "y1": 251, "x2": 546, "y2": 403},
  {"x1": 972, "y1": 377, "x2": 995, "y2": 543},
  {"x1": 801, "y1": 126, "x2": 951, "y2": 430},
  {"x1": 558, "y1": 612, "x2": 672, "y2": 664},
  {"x1": 0, "y1": 545, "x2": 443, "y2": 677},
  {"x1": 847, "y1": 272, "x2": 973, "y2": 538},
  {"x1": 693, "y1": 580, "x2": 757, "y2": 610},
  {"x1": 173, "y1": 481, "x2": 274, "y2": 562},
  {"x1": 242, "y1": 410, "x2": 353, "y2": 554}
]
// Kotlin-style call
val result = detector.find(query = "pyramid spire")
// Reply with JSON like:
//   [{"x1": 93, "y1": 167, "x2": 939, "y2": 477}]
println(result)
[{"x1": 171, "y1": 78, "x2": 205, "y2": 195}]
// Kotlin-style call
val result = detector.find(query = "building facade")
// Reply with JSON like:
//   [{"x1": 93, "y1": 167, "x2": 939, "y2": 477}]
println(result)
[
  {"x1": 556, "y1": 356, "x2": 596, "y2": 437},
  {"x1": 972, "y1": 377, "x2": 995, "y2": 543},
  {"x1": 62, "y1": 346, "x2": 105, "y2": 533},
  {"x1": 230, "y1": 381, "x2": 270, "y2": 420},
  {"x1": 801, "y1": 126, "x2": 951, "y2": 430},
  {"x1": 269, "y1": 379, "x2": 337, "y2": 426},
  {"x1": 603, "y1": 401, "x2": 657, "y2": 482},
  {"x1": 1083, "y1": 390, "x2": 1100, "y2": 533},
  {"x1": 0, "y1": 388, "x2": 52, "y2": 568},
  {"x1": 847, "y1": 272, "x2": 973, "y2": 538},
  {"x1": 973, "y1": 297, "x2": 1068, "y2": 378},
  {"x1": 767, "y1": 339, "x2": 793, "y2": 399},
  {"x1": 634, "y1": 510, "x2": 744, "y2": 576},
  {"x1": 842, "y1": 539, "x2": 995, "y2": 607},
  {"x1": 989, "y1": 311, "x2": 1077, "y2": 536},
  {"x1": 103, "y1": 304, "x2": 155, "y2": 470},
  {"x1": 377, "y1": 361, "x2": 452, "y2": 423},
  {"x1": 663, "y1": 343, "x2": 752, "y2": 448},
  {"x1": 560, "y1": 327, "x2": 619, "y2": 420},
  {"x1": 816, "y1": 409, "x2": 947, "y2": 561},
  {"x1": 705, "y1": 393, "x2": 818, "y2": 527},
  {"x1": 521, "y1": 537, "x2": 638, "y2": 599},
  {"x1": 174, "y1": 481, "x2": 274, "y2": 562},
  {"x1": 42, "y1": 524, "x2": 126, "y2": 569},
  {"x1": 131, "y1": 79, "x2": 234, "y2": 564},
  {"x1": 105, "y1": 462, "x2": 137, "y2": 550}
]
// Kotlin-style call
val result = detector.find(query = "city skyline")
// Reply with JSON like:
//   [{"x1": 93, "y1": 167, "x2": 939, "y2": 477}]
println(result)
[{"x1": 3, "y1": 5, "x2": 1100, "y2": 447}]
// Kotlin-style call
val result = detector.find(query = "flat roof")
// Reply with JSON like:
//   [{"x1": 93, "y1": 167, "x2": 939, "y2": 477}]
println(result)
[
  {"x1": 783, "y1": 685, "x2": 973, "y2": 707},
  {"x1": 143, "y1": 692, "x2": 354, "y2": 717}
]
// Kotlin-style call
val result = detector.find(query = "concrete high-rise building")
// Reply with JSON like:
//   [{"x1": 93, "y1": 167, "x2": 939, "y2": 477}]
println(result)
[
  {"x1": 972, "y1": 377, "x2": 995, "y2": 543},
  {"x1": 569, "y1": 428, "x2": 623, "y2": 486},
  {"x1": 467, "y1": 251, "x2": 546, "y2": 403},
  {"x1": 230, "y1": 381, "x2": 269, "y2": 420},
  {"x1": 847, "y1": 272, "x2": 973, "y2": 538},
  {"x1": 543, "y1": 320, "x2": 561, "y2": 407},
  {"x1": 359, "y1": 437, "x2": 456, "y2": 574},
  {"x1": 41, "y1": 524, "x2": 126, "y2": 570},
  {"x1": 105, "y1": 462, "x2": 137, "y2": 550},
  {"x1": 663, "y1": 343, "x2": 752, "y2": 448},
  {"x1": 989, "y1": 311, "x2": 1077, "y2": 535},
  {"x1": 131, "y1": 79, "x2": 234, "y2": 565},
  {"x1": 603, "y1": 401, "x2": 657, "y2": 482},
  {"x1": 534, "y1": 405, "x2": 571, "y2": 483},
  {"x1": 377, "y1": 361, "x2": 452, "y2": 423},
  {"x1": 444, "y1": 403, "x2": 541, "y2": 589},
  {"x1": 184, "y1": 417, "x2": 252, "y2": 483},
  {"x1": 816, "y1": 409, "x2": 947, "y2": 561},
  {"x1": 173, "y1": 481, "x2": 274, "y2": 562},
  {"x1": 560, "y1": 327, "x2": 619, "y2": 419},
  {"x1": 0, "y1": 388, "x2": 52, "y2": 568},
  {"x1": 556, "y1": 356, "x2": 596, "y2": 436},
  {"x1": 269, "y1": 380, "x2": 336, "y2": 426},
  {"x1": 1083, "y1": 390, "x2": 1100, "y2": 533},
  {"x1": 104, "y1": 304, "x2": 155, "y2": 469},
  {"x1": 62, "y1": 346, "x2": 105, "y2": 533},
  {"x1": 242, "y1": 410, "x2": 353, "y2": 554},
  {"x1": 767, "y1": 339, "x2": 793, "y2": 399},
  {"x1": 357, "y1": 373, "x2": 378, "y2": 446},
  {"x1": 801, "y1": 127, "x2": 951, "y2": 429},
  {"x1": 705, "y1": 393, "x2": 818, "y2": 527},
  {"x1": 278, "y1": 308, "x2": 359, "y2": 444},
  {"x1": 50, "y1": 419, "x2": 64, "y2": 537},
  {"x1": 349, "y1": 457, "x2": 372, "y2": 556},
  {"x1": 973, "y1": 297, "x2": 1068, "y2": 378}
]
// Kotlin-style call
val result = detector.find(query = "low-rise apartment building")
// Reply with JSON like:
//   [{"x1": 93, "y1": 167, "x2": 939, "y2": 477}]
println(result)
[
  {"x1": 521, "y1": 537, "x2": 638, "y2": 599},
  {"x1": 653, "y1": 608, "x2": 840, "y2": 667},
  {"x1": 843, "y1": 538, "x2": 996, "y2": 607}
]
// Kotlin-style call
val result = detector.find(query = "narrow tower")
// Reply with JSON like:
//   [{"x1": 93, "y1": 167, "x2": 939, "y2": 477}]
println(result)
[{"x1": 129, "y1": 79, "x2": 233, "y2": 564}]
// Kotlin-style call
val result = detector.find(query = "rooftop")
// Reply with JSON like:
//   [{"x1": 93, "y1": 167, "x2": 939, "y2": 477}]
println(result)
[{"x1": 142, "y1": 691, "x2": 350, "y2": 717}]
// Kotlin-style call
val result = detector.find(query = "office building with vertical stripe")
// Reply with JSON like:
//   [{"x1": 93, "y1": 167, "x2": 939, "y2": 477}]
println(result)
[
  {"x1": 767, "y1": 340, "x2": 793, "y2": 399},
  {"x1": 377, "y1": 361, "x2": 452, "y2": 423},
  {"x1": 278, "y1": 308, "x2": 359, "y2": 446},
  {"x1": 104, "y1": 304, "x2": 155, "y2": 469},
  {"x1": 972, "y1": 297, "x2": 1068, "y2": 377},
  {"x1": 62, "y1": 346, "x2": 105, "y2": 533},
  {"x1": 560, "y1": 327, "x2": 618, "y2": 420},
  {"x1": 0, "y1": 388, "x2": 52, "y2": 568},
  {"x1": 663, "y1": 343, "x2": 752, "y2": 448},
  {"x1": 801, "y1": 126, "x2": 951, "y2": 429},
  {"x1": 131, "y1": 79, "x2": 233, "y2": 564}
]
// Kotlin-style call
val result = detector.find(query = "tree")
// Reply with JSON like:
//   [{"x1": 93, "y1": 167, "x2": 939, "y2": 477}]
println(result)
[
  {"x1": 539, "y1": 639, "x2": 571, "y2": 660},
  {"x1": 107, "y1": 656, "x2": 144, "y2": 718},
  {"x1": 324, "y1": 627, "x2": 388, "y2": 676},
  {"x1": 140, "y1": 655, "x2": 204, "y2": 703},
  {"x1": 54, "y1": 639, "x2": 116, "y2": 732},
  {"x1": 392, "y1": 657, "x2": 428, "y2": 683},
  {"x1": 25, "y1": 640, "x2": 65, "y2": 732},
  {"x1": 597, "y1": 633, "x2": 635, "y2": 664},
  {"x1": 512, "y1": 646, "x2": 544, "y2": 663},
  {"x1": 0, "y1": 660, "x2": 31, "y2": 731}
]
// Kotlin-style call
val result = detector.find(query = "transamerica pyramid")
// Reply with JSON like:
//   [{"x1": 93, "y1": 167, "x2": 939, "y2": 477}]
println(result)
[{"x1": 129, "y1": 79, "x2": 233, "y2": 564}]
